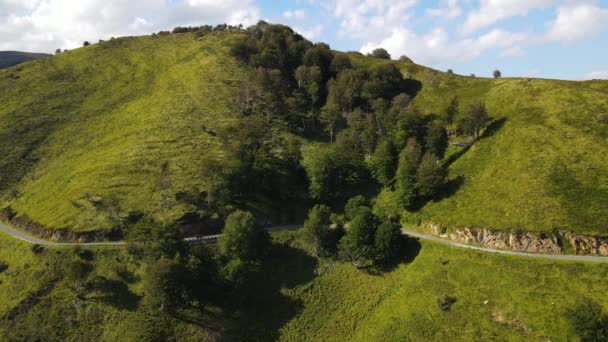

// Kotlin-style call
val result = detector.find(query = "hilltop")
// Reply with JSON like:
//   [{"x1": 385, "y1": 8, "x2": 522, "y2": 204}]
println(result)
[
  {"x1": 0, "y1": 23, "x2": 607, "y2": 240},
  {"x1": 0, "y1": 51, "x2": 50, "y2": 69}
]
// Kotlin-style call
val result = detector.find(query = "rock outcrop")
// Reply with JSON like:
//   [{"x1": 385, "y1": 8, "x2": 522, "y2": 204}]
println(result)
[{"x1": 425, "y1": 224, "x2": 608, "y2": 256}]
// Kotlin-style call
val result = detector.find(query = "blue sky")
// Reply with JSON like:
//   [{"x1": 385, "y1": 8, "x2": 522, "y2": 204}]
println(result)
[{"x1": 1, "y1": 0, "x2": 607, "y2": 80}]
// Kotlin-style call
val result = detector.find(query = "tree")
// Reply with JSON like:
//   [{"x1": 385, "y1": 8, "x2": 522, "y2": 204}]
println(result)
[
  {"x1": 64, "y1": 258, "x2": 92, "y2": 295},
  {"x1": 330, "y1": 54, "x2": 352, "y2": 75},
  {"x1": 128, "y1": 217, "x2": 183, "y2": 258},
  {"x1": 303, "y1": 43, "x2": 334, "y2": 81},
  {"x1": 375, "y1": 221, "x2": 402, "y2": 264},
  {"x1": 319, "y1": 103, "x2": 341, "y2": 143},
  {"x1": 447, "y1": 69, "x2": 454, "y2": 74},
  {"x1": 395, "y1": 138, "x2": 422, "y2": 208},
  {"x1": 344, "y1": 195, "x2": 368, "y2": 220},
  {"x1": 394, "y1": 106, "x2": 425, "y2": 150},
  {"x1": 416, "y1": 152, "x2": 446, "y2": 199},
  {"x1": 83, "y1": 41, "x2": 90, "y2": 47},
  {"x1": 493, "y1": 69, "x2": 501, "y2": 78},
  {"x1": 371, "y1": 48, "x2": 391, "y2": 60},
  {"x1": 444, "y1": 96, "x2": 459, "y2": 131},
  {"x1": 143, "y1": 257, "x2": 185, "y2": 313},
  {"x1": 425, "y1": 120, "x2": 448, "y2": 159},
  {"x1": 372, "y1": 189, "x2": 401, "y2": 221},
  {"x1": 367, "y1": 139, "x2": 397, "y2": 186},
  {"x1": 362, "y1": 63, "x2": 403, "y2": 100},
  {"x1": 469, "y1": 102, "x2": 490, "y2": 139},
  {"x1": 302, "y1": 204, "x2": 332, "y2": 256},
  {"x1": 219, "y1": 210, "x2": 267, "y2": 261},
  {"x1": 338, "y1": 207, "x2": 378, "y2": 267},
  {"x1": 294, "y1": 65, "x2": 322, "y2": 126},
  {"x1": 55, "y1": 48, "x2": 61, "y2": 55},
  {"x1": 200, "y1": 152, "x2": 232, "y2": 207},
  {"x1": 399, "y1": 55, "x2": 413, "y2": 63}
]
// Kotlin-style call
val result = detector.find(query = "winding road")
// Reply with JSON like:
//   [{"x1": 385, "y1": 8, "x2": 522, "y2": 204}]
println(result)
[{"x1": 1, "y1": 220, "x2": 607, "y2": 263}]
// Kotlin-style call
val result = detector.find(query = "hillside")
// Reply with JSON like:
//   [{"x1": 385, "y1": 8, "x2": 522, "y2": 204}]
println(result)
[
  {"x1": 0, "y1": 51, "x2": 50, "y2": 69},
  {"x1": 1, "y1": 24, "x2": 607, "y2": 239},
  {"x1": 1, "y1": 229, "x2": 607, "y2": 341}
]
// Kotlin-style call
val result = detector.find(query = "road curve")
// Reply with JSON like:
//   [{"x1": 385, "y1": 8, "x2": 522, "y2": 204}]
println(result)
[
  {"x1": 401, "y1": 229, "x2": 608, "y2": 263},
  {"x1": 2, "y1": 220, "x2": 607, "y2": 263},
  {"x1": 0, "y1": 221, "x2": 126, "y2": 246}
]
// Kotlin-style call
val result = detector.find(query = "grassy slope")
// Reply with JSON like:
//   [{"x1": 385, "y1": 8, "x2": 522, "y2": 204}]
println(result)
[
  {"x1": 1, "y1": 34, "x2": 607, "y2": 235},
  {"x1": 1, "y1": 227, "x2": 607, "y2": 341},
  {"x1": 0, "y1": 231, "x2": 210, "y2": 341},
  {"x1": 0, "y1": 33, "x2": 245, "y2": 233},
  {"x1": 269, "y1": 231, "x2": 608, "y2": 341},
  {"x1": 350, "y1": 54, "x2": 608, "y2": 235}
]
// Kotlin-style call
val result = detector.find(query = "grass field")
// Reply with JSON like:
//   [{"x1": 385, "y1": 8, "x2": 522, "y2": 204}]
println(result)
[
  {"x1": 1, "y1": 30, "x2": 607, "y2": 237},
  {"x1": 269, "y1": 231, "x2": 608, "y2": 341},
  {"x1": 1, "y1": 228, "x2": 607, "y2": 341}
]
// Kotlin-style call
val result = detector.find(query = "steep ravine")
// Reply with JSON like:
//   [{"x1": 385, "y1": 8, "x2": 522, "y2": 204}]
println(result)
[{"x1": 425, "y1": 224, "x2": 608, "y2": 256}]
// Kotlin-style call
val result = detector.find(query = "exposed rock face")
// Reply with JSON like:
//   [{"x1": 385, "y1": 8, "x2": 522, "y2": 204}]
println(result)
[
  {"x1": 426, "y1": 224, "x2": 608, "y2": 256},
  {"x1": 560, "y1": 230, "x2": 608, "y2": 256}
]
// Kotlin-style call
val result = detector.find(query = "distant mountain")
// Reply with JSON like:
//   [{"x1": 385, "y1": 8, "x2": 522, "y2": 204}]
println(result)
[{"x1": 0, "y1": 51, "x2": 50, "y2": 69}]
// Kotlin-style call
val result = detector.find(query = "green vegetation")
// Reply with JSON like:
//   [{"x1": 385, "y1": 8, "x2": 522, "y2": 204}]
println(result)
[
  {"x1": 1, "y1": 22, "x2": 607, "y2": 237},
  {"x1": 1, "y1": 220, "x2": 607, "y2": 341}
]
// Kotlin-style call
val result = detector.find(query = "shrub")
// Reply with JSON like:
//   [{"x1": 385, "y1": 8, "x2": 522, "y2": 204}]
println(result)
[
  {"x1": 399, "y1": 55, "x2": 413, "y2": 63},
  {"x1": 370, "y1": 48, "x2": 391, "y2": 60},
  {"x1": 31, "y1": 244, "x2": 44, "y2": 254},
  {"x1": 437, "y1": 295, "x2": 457, "y2": 311},
  {"x1": 565, "y1": 298, "x2": 608, "y2": 342}
]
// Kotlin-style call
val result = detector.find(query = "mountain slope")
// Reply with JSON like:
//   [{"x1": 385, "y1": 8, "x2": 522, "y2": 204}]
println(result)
[
  {"x1": 0, "y1": 51, "x2": 50, "y2": 69},
  {"x1": 1, "y1": 28, "x2": 607, "y2": 237},
  {"x1": 0, "y1": 33, "x2": 251, "y2": 234}
]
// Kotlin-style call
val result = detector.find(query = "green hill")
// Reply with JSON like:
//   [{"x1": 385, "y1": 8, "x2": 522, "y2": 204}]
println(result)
[
  {"x1": 0, "y1": 51, "x2": 50, "y2": 69},
  {"x1": 1, "y1": 24, "x2": 607, "y2": 239}
]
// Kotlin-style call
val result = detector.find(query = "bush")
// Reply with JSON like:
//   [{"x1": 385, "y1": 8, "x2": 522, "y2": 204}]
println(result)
[
  {"x1": 399, "y1": 55, "x2": 413, "y2": 63},
  {"x1": 565, "y1": 298, "x2": 608, "y2": 342},
  {"x1": 0, "y1": 261, "x2": 7, "y2": 273},
  {"x1": 437, "y1": 295, "x2": 457, "y2": 311},
  {"x1": 218, "y1": 210, "x2": 268, "y2": 261},
  {"x1": 344, "y1": 195, "x2": 368, "y2": 220},
  {"x1": 302, "y1": 204, "x2": 333, "y2": 256},
  {"x1": 370, "y1": 48, "x2": 391, "y2": 60},
  {"x1": 31, "y1": 244, "x2": 44, "y2": 254}
]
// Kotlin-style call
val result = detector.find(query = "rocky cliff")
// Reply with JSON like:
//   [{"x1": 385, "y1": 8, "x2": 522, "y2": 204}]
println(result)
[{"x1": 425, "y1": 224, "x2": 608, "y2": 256}]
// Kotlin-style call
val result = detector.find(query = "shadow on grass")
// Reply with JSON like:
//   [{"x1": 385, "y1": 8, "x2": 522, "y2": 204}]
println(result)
[
  {"x1": 224, "y1": 244, "x2": 318, "y2": 341},
  {"x1": 371, "y1": 236, "x2": 422, "y2": 274},
  {"x1": 89, "y1": 277, "x2": 140, "y2": 311},
  {"x1": 444, "y1": 117, "x2": 506, "y2": 168}
]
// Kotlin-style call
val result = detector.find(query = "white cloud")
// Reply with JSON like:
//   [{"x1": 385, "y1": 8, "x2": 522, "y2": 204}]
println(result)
[
  {"x1": 0, "y1": 0, "x2": 260, "y2": 52},
  {"x1": 586, "y1": 70, "x2": 608, "y2": 80},
  {"x1": 426, "y1": 0, "x2": 462, "y2": 19},
  {"x1": 360, "y1": 28, "x2": 527, "y2": 65},
  {"x1": 330, "y1": 0, "x2": 417, "y2": 40},
  {"x1": 283, "y1": 9, "x2": 305, "y2": 20},
  {"x1": 547, "y1": 3, "x2": 608, "y2": 42},
  {"x1": 460, "y1": 0, "x2": 552, "y2": 35},
  {"x1": 294, "y1": 24, "x2": 324, "y2": 40}
]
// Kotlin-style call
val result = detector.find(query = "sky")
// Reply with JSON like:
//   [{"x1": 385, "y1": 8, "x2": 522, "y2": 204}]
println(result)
[{"x1": 1, "y1": 0, "x2": 607, "y2": 80}]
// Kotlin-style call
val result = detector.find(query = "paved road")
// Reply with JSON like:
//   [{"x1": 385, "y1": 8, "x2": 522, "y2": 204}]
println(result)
[
  {"x1": 0, "y1": 221, "x2": 126, "y2": 246},
  {"x1": 2, "y1": 220, "x2": 607, "y2": 263}
]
